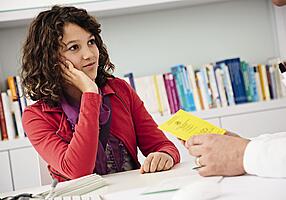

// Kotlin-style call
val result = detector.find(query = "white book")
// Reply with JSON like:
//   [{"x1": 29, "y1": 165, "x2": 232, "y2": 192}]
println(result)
[
  {"x1": 214, "y1": 68, "x2": 228, "y2": 107},
  {"x1": 196, "y1": 71, "x2": 209, "y2": 110},
  {"x1": 275, "y1": 64, "x2": 286, "y2": 97},
  {"x1": 1, "y1": 92, "x2": 16, "y2": 140},
  {"x1": 15, "y1": 75, "x2": 27, "y2": 114},
  {"x1": 135, "y1": 76, "x2": 158, "y2": 114},
  {"x1": 206, "y1": 64, "x2": 221, "y2": 108},
  {"x1": 7, "y1": 90, "x2": 25, "y2": 138},
  {"x1": 186, "y1": 65, "x2": 201, "y2": 111},
  {"x1": 269, "y1": 65, "x2": 277, "y2": 99},
  {"x1": 221, "y1": 64, "x2": 235, "y2": 106},
  {"x1": 273, "y1": 64, "x2": 282, "y2": 98},
  {"x1": 201, "y1": 66, "x2": 212, "y2": 108},
  {"x1": 153, "y1": 74, "x2": 170, "y2": 115},
  {"x1": 254, "y1": 66, "x2": 263, "y2": 101}
]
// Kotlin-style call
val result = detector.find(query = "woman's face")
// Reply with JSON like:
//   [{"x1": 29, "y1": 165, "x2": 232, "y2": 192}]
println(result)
[{"x1": 60, "y1": 23, "x2": 99, "y2": 81}]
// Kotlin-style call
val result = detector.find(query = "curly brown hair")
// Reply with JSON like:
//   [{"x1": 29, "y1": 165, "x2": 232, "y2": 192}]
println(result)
[{"x1": 21, "y1": 5, "x2": 114, "y2": 107}]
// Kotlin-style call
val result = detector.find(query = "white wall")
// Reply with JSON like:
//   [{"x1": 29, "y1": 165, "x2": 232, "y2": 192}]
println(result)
[
  {"x1": 101, "y1": 0, "x2": 277, "y2": 77},
  {"x1": 274, "y1": 5, "x2": 286, "y2": 59},
  {"x1": 0, "y1": 0, "x2": 278, "y2": 86}
]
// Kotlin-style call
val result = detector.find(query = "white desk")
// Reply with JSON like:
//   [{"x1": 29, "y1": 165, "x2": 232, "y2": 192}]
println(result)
[{"x1": 1, "y1": 161, "x2": 286, "y2": 200}]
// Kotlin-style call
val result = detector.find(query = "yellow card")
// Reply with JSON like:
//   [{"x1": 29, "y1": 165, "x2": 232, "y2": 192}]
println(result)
[{"x1": 158, "y1": 109, "x2": 226, "y2": 141}]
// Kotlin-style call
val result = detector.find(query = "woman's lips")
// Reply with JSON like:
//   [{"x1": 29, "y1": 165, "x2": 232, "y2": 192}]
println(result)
[{"x1": 83, "y1": 62, "x2": 96, "y2": 68}]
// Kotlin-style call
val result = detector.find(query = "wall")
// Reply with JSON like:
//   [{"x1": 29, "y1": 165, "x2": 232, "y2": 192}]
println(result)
[
  {"x1": 274, "y1": 5, "x2": 286, "y2": 59},
  {"x1": 101, "y1": 0, "x2": 277, "y2": 77},
  {"x1": 0, "y1": 0, "x2": 278, "y2": 87}
]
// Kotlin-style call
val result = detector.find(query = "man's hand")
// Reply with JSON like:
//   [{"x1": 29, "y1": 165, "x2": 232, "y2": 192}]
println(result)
[
  {"x1": 186, "y1": 134, "x2": 250, "y2": 177},
  {"x1": 140, "y1": 152, "x2": 174, "y2": 174}
]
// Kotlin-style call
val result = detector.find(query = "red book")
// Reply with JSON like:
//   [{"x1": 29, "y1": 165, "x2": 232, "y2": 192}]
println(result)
[
  {"x1": 163, "y1": 73, "x2": 175, "y2": 114},
  {"x1": 168, "y1": 73, "x2": 180, "y2": 113}
]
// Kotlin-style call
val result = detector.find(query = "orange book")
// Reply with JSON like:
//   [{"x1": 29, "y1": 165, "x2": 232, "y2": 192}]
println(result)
[
  {"x1": 7, "y1": 76, "x2": 18, "y2": 101},
  {"x1": 195, "y1": 73, "x2": 204, "y2": 110}
]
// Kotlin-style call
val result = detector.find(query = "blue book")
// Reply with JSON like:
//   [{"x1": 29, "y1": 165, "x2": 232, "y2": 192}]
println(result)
[
  {"x1": 124, "y1": 73, "x2": 136, "y2": 91},
  {"x1": 171, "y1": 66, "x2": 187, "y2": 111},
  {"x1": 171, "y1": 65, "x2": 196, "y2": 111},
  {"x1": 220, "y1": 63, "x2": 235, "y2": 106},
  {"x1": 217, "y1": 58, "x2": 247, "y2": 104},
  {"x1": 201, "y1": 66, "x2": 213, "y2": 108},
  {"x1": 180, "y1": 66, "x2": 196, "y2": 111},
  {"x1": 248, "y1": 65, "x2": 259, "y2": 102}
]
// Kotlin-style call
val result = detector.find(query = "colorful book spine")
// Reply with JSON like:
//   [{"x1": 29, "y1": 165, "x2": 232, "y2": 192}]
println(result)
[
  {"x1": 241, "y1": 61, "x2": 252, "y2": 102},
  {"x1": 220, "y1": 63, "x2": 235, "y2": 106},
  {"x1": 214, "y1": 67, "x2": 228, "y2": 107},
  {"x1": 15, "y1": 76, "x2": 27, "y2": 115},
  {"x1": 201, "y1": 66, "x2": 212, "y2": 109},
  {"x1": 124, "y1": 73, "x2": 136, "y2": 91},
  {"x1": 266, "y1": 65, "x2": 274, "y2": 99},
  {"x1": 168, "y1": 73, "x2": 181, "y2": 112},
  {"x1": 186, "y1": 65, "x2": 202, "y2": 111},
  {"x1": 248, "y1": 65, "x2": 259, "y2": 102},
  {"x1": 269, "y1": 65, "x2": 277, "y2": 99},
  {"x1": 171, "y1": 65, "x2": 188, "y2": 111},
  {"x1": 258, "y1": 64, "x2": 270, "y2": 101},
  {"x1": 218, "y1": 58, "x2": 247, "y2": 104},
  {"x1": 254, "y1": 65, "x2": 263, "y2": 101},
  {"x1": 181, "y1": 66, "x2": 196, "y2": 111},
  {"x1": 7, "y1": 90, "x2": 25, "y2": 138},
  {"x1": 163, "y1": 73, "x2": 176, "y2": 114},
  {"x1": 1, "y1": 92, "x2": 16, "y2": 140},
  {"x1": 196, "y1": 71, "x2": 209, "y2": 110},
  {"x1": 153, "y1": 75, "x2": 170, "y2": 115},
  {"x1": 206, "y1": 64, "x2": 221, "y2": 108},
  {"x1": 0, "y1": 95, "x2": 8, "y2": 140}
]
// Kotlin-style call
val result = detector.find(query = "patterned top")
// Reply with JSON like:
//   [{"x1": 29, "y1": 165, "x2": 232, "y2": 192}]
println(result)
[{"x1": 60, "y1": 94, "x2": 136, "y2": 175}]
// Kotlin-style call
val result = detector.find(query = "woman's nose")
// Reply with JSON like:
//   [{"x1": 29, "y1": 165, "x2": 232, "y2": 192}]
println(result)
[{"x1": 82, "y1": 47, "x2": 93, "y2": 60}]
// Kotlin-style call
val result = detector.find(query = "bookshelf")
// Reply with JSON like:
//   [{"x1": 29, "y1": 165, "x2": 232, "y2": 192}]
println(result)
[
  {"x1": 1, "y1": 97, "x2": 286, "y2": 192},
  {"x1": 0, "y1": 0, "x2": 285, "y2": 193}
]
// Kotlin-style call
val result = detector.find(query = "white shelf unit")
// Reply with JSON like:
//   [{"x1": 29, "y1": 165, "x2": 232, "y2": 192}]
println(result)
[
  {"x1": 0, "y1": 139, "x2": 42, "y2": 193},
  {"x1": 1, "y1": 98, "x2": 286, "y2": 193}
]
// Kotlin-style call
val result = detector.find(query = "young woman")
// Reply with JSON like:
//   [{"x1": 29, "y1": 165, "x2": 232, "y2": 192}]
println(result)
[{"x1": 21, "y1": 5, "x2": 180, "y2": 182}]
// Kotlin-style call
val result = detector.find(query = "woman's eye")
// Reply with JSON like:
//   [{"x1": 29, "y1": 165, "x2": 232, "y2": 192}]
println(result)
[
  {"x1": 68, "y1": 45, "x2": 79, "y2": 51},
  {"x1": 88, "y1": 39, "x2": 96, "y2": 45}
]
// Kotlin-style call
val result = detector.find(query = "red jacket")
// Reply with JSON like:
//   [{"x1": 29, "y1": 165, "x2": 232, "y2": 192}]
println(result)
[{"x1": 22, "y1": 78, "x2": 180, "y2": 181}]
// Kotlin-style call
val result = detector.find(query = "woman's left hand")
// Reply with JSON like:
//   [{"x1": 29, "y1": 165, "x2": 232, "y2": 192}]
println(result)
[{"x1": 140, "y1": 152, "x2": 174, "y2": 174}]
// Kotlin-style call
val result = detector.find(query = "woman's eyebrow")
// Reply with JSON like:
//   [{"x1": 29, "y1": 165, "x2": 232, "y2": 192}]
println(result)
[{"x1": 64, "y1": 40, "x2": 79, "y2": 46}]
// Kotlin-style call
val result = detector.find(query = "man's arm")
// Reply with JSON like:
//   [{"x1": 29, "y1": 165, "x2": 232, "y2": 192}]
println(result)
[
  {"x1": 244, "y1": 132, "x2": 286, "y2": 177},
  {"x1": 187, "y1": 132, "x2": 286, "y2": 178}
]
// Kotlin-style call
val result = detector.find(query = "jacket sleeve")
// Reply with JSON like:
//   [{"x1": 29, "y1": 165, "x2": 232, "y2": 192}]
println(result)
[
  {"x1": 243, "y1": 132, "x2": 286, "y2": 178},
  {"x1": 22, "y1": 93, "x2": 101, "y2": 179},
  {"x1": 127, "y1": 82, "x2": 180, "y2": 164}
]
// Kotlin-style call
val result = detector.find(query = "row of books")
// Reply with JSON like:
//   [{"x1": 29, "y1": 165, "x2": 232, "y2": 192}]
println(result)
[
  {"x1": 123, "y1": 57, "x2": 286, "y2": 115},
  {"x1": 1, "y1": 57, "x2": 284, "y2": 141},
  {"x1": 0, "y1": 75, "x2": 33, "y2": 141}
]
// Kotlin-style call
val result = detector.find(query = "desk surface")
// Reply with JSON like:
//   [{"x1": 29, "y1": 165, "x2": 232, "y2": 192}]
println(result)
[{"x1": 1, "y1": 161, "x2": 286, "y2": 200}]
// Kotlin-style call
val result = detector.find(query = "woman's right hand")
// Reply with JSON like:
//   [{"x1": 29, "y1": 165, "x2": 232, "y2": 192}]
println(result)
[{"x1": 61, "y1": 60, "x2": 98, "y2": 93}]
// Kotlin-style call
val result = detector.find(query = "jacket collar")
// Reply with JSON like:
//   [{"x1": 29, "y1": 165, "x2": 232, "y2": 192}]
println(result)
[{"x1": 41, "y1": 81, "x2": 115, "y2": 113}]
